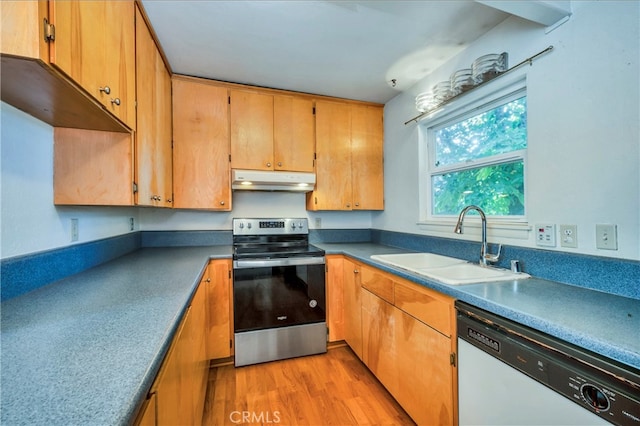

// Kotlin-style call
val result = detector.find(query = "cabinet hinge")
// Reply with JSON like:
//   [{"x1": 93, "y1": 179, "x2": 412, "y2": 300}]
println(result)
[
  {"x1": 450, "y1": 352, "x2": 456, "y2": 367},
  {"x1": 43, "y1": 18, "x2": 55, "y2": 42},
  {"x1": 230, "y1": 339, "x2": 233, "y2": 349},
  {"x1": 228, "y1": 96, "x2": 231, "y2": 104},
  {"x1": 312, "y1": 107, "x2": 316, "y2": 115},
  {"x1": 314, "y1": 152, "x2": 317, "y2": 160},
  {"x1": 314, "y1": 197, "x2": 317, "y2": 205},
  {"x1": 132, "y1": 182, "x2": 138, "y2": 194},
  {"x1": 228, "y1": 270, "x2": 231, "y2": 279},
  {"x1": 228, "y1": 154, "x2": 231, "y2": 162}
]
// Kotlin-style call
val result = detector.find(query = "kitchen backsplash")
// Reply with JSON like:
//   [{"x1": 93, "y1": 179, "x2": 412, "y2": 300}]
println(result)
[{"x1": 2, "y1": 229, "x2": 638, "y2": 301}]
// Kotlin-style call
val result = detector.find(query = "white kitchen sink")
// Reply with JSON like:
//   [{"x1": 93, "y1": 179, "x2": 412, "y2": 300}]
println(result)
[{"x1": 370, "y1": 253, "x2": 530, "y2": 285}]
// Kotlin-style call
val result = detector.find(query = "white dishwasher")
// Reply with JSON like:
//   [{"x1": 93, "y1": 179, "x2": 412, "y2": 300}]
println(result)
[{"x1": 456, "y1": 301, "x2": 640, "y2": 426}]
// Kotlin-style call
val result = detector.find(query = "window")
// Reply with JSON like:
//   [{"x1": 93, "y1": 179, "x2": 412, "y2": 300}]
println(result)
[{"x1": 421, "y1": 80, "x2": 527, "y2": 222}]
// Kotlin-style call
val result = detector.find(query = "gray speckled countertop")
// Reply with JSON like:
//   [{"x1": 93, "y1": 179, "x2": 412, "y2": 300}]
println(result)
[
  {"x1": 1, "y1": 243, "x2": 638, "y2": 425},
  {"x1": 1, "y1": 246, "x2": 231, "y2": 426}
]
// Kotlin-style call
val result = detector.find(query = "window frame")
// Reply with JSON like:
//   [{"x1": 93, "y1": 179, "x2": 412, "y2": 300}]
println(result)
[{"x1": 417, "y1": 73, "x2": 530, "y2": 236}]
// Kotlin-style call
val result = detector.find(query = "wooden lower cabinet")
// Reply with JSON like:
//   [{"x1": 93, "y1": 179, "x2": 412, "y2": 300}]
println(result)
[
  {"x1": 362, "y1": 289, "x2": 455, "y2": 425},
  {"x1": 139, "y1": 277, "x2": 209, "y2": 426},
  {"x1": 326, "y1": 255, "x2": 345, "y2": 342},
  {"x1": 343, "y1": 257, "x2": 363, "y2": 358},
  {"x1": 205, "y1": 259, "x2": 233, "y2": 359},
  {"x1": 340, "y1": 257, "x2": 457, "y2": 426}
]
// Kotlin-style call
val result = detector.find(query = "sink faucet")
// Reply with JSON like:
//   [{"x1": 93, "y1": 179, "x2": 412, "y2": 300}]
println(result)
[{"x1": 454, "y1": 205, "x2": 502, "y2": 267}]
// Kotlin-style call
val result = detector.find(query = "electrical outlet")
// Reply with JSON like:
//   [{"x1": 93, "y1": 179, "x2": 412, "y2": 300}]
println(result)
[
  {"x1": 596, "y1": 224, "x2": 618, "y2": 250},
  {"x1": 314, "y1": 217, "x2": 322, "y2": 229},
  {"x1": 70, "y1": 218, "x2": 79, "y2": 242},
  {"x1": 559, "y1": 224, "x2": 578, "y2": 248},
  {"x1": 129, "y1": 217, "x2": 135, "y2": 231},
  {"x1": 535, "y1": 223, "x2": 556, "y2": 247}
]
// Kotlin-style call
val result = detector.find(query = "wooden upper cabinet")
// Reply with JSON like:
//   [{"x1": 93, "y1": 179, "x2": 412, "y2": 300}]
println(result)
[
  {"x1": 0, "y1": 1, "x2": 128, "y2": 132},
  {"x1": 273, "y1": 95, "x2": 315, "y2": 172},
  {"x1": 230, "y1": 90, "x2": 315, "y2": 172},
  {"x1": 135, "y1": 5, "x2": 172, "y2": 207},
  {"x1": 308, "y1": 101, "x2": 384, "y2": 211},
  {"x1": 49, "y1": 0, "x2": 136, "y2": 129},
  {"x1": 307, "y1": 100, "x2": 352, "y2": 210},
  {"x1": 172, "y1": 77, "x2": 232, "y2": 210},
  {"x1": 54, "y1": 128, "x2": 134, "y2": 206},
  {"x1": 230, "y1": 90, "x2": 274, "y2": 171},
  {"x1": 351, "y1": 104, "x2": 384, "y2": 210}
]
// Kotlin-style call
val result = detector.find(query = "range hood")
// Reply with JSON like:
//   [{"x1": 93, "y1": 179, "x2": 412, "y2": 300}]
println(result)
[{"x1": 232, "y1": 169, "x2": 316, "y2": 192}]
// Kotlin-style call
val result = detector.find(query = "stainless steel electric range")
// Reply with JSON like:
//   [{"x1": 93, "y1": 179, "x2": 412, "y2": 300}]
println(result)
[{"x1": 232, "y1": 218, "x2": 327, "y2": 367}]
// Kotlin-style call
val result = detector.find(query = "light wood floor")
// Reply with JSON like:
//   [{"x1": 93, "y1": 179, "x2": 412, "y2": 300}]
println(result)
[{"x1": 202, "y1": 344, "x2": 415, "y2": 425}]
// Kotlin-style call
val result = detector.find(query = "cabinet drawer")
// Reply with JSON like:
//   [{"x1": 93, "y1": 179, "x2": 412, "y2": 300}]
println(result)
[
  {"x1": 360, "y1": 266, "x2": 394, "y2": 304},
  {"x1": 393, "y1": 280, "x2": 453, "y2": 337}
]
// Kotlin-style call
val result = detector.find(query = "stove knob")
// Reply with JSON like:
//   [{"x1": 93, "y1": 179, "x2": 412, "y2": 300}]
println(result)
[
  {"x1": 309, "y1": 299, "x2": 318, "y2": 308},
  {"x1": 239, "y1": 222, "x2": 244, "y2": 229},
  {"x1": 247, "y1": 223, "x2": 252, "y2": 229},
  {"x1": 291, "y1": 223, "x2": 297, "y2": 229}
]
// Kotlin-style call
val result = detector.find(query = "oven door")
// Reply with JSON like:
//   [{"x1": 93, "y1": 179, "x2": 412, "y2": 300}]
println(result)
[{"x1": 233, "y1": 256, "x2": 326, "y2": 333}]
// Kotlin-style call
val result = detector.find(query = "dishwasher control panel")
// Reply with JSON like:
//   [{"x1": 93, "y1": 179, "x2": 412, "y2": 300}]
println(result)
[{"x1": 457, "y1": 302, "x2": 640, "y2": 426}]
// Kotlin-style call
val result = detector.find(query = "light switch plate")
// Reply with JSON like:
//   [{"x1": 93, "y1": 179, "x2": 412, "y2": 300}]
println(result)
[
  {"x1": 535, "y1": 223, "x2": 556, "y2": 247},
  {"x1": 596, "y1": 224, "x2": 618, "y2": 250}
]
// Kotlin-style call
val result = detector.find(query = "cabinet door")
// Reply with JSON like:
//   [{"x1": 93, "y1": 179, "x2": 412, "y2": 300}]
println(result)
[
  {"x1": 307, "y1": 100, "x2": 352, "y2": 210},
  {"x1": 53, "y1": 128, "x2": 133, "y2": 205},
  {"x1": 172, "y1": 78, "x2": 231, "y2": 210},
  {"x1": 343, "y1": 258, "x2": 362, "y2": 359},
  {"x1": 230, "y1": 89, "x2": 274, "y2": 170},
  {"x1": 135, "y1": 7, "x2": 172, "y2": 207},
  {"x1": 206, "y1": 260, "x2": 232, "y2": 359},
  {"x1": 362, "y1": 289, "x2": 454, "y2": 425},
  {"x1": 351, "y1": 104, "x2": 384, "y2": 210},
  {"x1": 191, "y1": 274, "x2": 209, "y2": 424},
  {"x1": 155, "y1": 308, "x2": 189, "y2": 426},
  {"x1": 49, "y1": 0, "x2": 136, "y2": 128},
  {"x1": 326, "y1": 255, "x2": 345, "y2": 342},
  {"x1": 273, "y1": 95, "x2": 315, "y2": 172}
]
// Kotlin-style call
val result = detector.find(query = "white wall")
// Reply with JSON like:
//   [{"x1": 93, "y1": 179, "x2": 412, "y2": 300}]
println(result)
[
  {"x1": 375, "y1": 1, "x2": 640, "y2": 260},
  {"x1": 0, "y1": 103, "x2": 139, "y2": 259}
]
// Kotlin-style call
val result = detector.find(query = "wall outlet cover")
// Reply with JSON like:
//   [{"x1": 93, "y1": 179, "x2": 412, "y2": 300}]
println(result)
[{"x1": 559, "y1": 224, "x2": 578, "y2": 248}]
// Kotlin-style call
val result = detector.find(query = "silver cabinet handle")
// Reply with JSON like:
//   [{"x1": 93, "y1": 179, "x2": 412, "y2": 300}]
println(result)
[
  {"x1": 277, "y1": 162, "x2": 282, "y2": 167},
  {"x1": 346, "y1": 203, "x2": 351, "y2": 208},
  {"x1": 111, "y1": 98, "x2": 121, "y2": 106},
  {"x1": 266, "y1": 162, "x2": 272, "y2": 167},
  {"x1": 99, "y1": 86, "x2": 111, "y2": 94},
  {"x1": 355, "y1": 202, "x2": 360, "y2": 207},
  {"x1": 354, "y1": 269, "x2": 359, "y2": 274},
  {"x1": 220, "y1": 201, "x2": 225, "y2": 205}
]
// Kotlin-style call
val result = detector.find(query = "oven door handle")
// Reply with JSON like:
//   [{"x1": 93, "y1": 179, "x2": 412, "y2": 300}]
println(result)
[{"x1": 233, "y1": 256, "x2": 325, "y2": 269}]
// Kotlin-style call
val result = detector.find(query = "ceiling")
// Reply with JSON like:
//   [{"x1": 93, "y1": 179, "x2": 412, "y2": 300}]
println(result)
[{"x1": 141, "y1": 1, "x2": 511, "y2": 104}]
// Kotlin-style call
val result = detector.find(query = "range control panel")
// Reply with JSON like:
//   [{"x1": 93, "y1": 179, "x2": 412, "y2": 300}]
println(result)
[{"x1": 233, "y1": 218, "x2": 308, "y2": 236}]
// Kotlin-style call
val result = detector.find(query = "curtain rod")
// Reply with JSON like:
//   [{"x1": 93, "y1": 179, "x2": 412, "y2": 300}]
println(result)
[{"x1": 404, "y1": 45, "x2": 554, "y2": 126}]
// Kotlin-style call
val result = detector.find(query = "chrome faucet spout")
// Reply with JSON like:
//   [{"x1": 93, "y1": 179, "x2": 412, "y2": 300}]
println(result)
[{"x1": 454, "y1": 205, "x2": 501, "y2": 266}]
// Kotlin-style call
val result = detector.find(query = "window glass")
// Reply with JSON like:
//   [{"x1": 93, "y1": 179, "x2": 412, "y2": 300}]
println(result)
[
  {"x1": 434, "y1": 97, "x2": 527, "y2": 167},
  {"x1": 425, "y1": 89, "x2": 527, "y2": 218}
]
